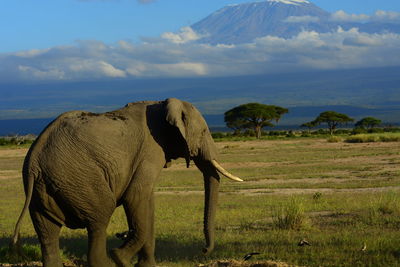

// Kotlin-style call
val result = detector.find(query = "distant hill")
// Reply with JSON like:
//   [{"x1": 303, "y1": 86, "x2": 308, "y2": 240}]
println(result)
[
  {"x1": 1, "y1": 66, "x2": 400, "y2": 134},
  {"x1": 2, "y1": 102, "x2": 400, "y2": 136},
  {"x1": 191, "y1": 0, "x2": 400, "y2": 44}
]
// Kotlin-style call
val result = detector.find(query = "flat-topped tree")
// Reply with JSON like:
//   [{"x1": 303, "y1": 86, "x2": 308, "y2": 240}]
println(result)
[
  {"x1": 224, "y1": 103, "x2": 288, "y2": 139},
  {"x1": 355, "y1": 117, "x2": 382, "y2": 129},
  {"x1": 312, "y1": 111, "x2": 354, "y2": 135}
]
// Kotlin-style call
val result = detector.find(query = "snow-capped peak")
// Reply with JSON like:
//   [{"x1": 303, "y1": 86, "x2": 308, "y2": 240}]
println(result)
[{"x1": 267, "y1": 0, "x2": 310, "y2": 6}]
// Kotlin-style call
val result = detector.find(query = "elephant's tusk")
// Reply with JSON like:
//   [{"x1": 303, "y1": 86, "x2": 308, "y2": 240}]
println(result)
[{"x1": 211, "y1": 160, "x2": 243, "y2": 182}]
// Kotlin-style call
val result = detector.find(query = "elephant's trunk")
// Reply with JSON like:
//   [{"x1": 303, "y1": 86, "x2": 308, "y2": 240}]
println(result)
[
  {"x1": 202, "y1": 168, "x2": 220, "y2": 255},
  {"x1": 201, "y1": 160, "x2": 243, "y2": 255}
]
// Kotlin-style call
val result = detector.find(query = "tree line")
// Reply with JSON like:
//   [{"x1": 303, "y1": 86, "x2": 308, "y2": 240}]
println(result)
[{"x1": 224, "y1": 103, "x2": 385, "y2": 138}]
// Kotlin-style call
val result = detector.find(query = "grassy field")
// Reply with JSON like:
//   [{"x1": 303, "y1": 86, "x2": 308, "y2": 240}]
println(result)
[{"x1": 0, "y1": 138, "x2": 400, "y2": 266}]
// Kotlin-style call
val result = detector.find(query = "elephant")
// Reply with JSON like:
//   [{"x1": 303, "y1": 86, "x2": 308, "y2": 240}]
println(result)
[{"x1": 10, "y1": 98, "x2": 242, "y2": 267}]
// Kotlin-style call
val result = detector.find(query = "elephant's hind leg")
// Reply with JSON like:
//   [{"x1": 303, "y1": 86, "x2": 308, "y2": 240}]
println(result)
[{"x1": 30, "y1": 209, "x2": 63, "y2": 267}]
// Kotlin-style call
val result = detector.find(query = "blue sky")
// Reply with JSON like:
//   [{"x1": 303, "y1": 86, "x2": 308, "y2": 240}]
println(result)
[
  {"x1": 0, "y1": 0, "x2": 399, "y2": 84},
  {"x1": 2, "y1": 0, "x2": 400, "y2": 53}
]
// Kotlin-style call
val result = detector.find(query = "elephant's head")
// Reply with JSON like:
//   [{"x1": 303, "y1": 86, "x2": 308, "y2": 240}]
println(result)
[{"x1": 162, "y1": 98, "x2": 242, "y2": 255}]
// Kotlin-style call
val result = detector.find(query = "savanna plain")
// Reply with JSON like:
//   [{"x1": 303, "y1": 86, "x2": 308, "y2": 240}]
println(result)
[{"x1": 1, "y1": 137, "x2": 400, "y2": 266}]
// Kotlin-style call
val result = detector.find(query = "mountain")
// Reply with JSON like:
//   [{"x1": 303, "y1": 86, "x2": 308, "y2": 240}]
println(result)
[{"x1": 191, "y1": 0, "x2": 400, "y2": 44}]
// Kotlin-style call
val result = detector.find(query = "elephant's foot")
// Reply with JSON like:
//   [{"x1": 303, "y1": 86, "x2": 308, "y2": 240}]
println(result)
[
  {"x1": 135, "y1": 259, "x2": 156, "y2": 267},
  {"x1": 110, "y1": 248, "x2": 132, "y2": 267}
]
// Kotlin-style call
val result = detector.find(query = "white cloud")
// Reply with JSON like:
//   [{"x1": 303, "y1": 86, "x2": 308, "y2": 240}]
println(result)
[
  {"x1": 161, "y1": 27, "x2": 203, "y2": 44},
  {"x1": 284, "y1": 15, "x2": 319, "y2": 23},
  {"x1": 15, "y1": 49, "x2": 50, "y2": 58},
  {"x1": 373, "y1": 10, "x2": 400, "y2": 22},
  {"x1": 331, "y1": 10, "x2": 370, "y2": 22},
  {"x1": 98, "y1": 61, "x2": 127, "y2": 77},
  {"x1": 154, "y1": 62, "x2": 207, "y2": 76},
  {"x1": 1, "y1": 28, "x2": 400, "y2": 82},
  {"x1": 331, "y1": 10, "x2": 400, "y2": 23}
]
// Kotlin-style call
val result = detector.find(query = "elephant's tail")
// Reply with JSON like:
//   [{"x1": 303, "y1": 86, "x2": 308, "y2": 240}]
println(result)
[{"x1": 10, "y1": 171, "x2": 35, "y2": 252}]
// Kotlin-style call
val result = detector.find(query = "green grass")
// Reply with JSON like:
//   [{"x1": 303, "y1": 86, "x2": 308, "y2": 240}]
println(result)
[
  {"x1": 1, "y1": 139, "x2": 400, "y2": 266},
  {"x1": 0, "y1": 244, "x2": 41, "y2": 263}
]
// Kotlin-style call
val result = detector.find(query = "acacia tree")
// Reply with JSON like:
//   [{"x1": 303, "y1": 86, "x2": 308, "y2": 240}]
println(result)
[
  {"x1": 224, "y1": 103, "x2": 288, "y2": 138},
  {"x1": 311, "y1": 111, "x2": 354, "y2": 135},
  {"x1": 300, "y1": 121, "x2": 317, "y2": 133},
  {"x1": 355, "y1": 117, "x2": 382, "y2": 129}
]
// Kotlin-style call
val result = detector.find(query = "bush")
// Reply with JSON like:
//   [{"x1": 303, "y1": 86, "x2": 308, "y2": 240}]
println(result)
[
  {"x1": 368, "y1": 128, "x2": 384, "y2": 133},
  {"x1": 345, "y1": 134, "x2": 379, "y2": 143},
  {"x1": 327, "y1": 136, "x2": 342, "y2": 143},
  {"x1": 0, "y1": 135, "x2": 36, "y2": 146},
  {"x1": 314, "y1": 129, "x2": 329, "y2": 135},
  {"x1": 243, "y1": 129, "x2": 256, "y2": 137},
  {"x1": 352, "y1": 128, "x2": 368, "y2": 135},
  {"x1": 211, "y1": 132, "x2": 226, "y2": 139},
  {"x1": 272, "y1": 197, "x2": 309, "y2": 230},
  {"x1": 345, "y1": 133, "x2": 400, "y2": 143},
  {"x1": 285, "y1": 130, "x2": 296, "y2": 138},
  {"x1": 312, "y1": 192, "x2": 323, "y2": 201},
  {"x1": 383, "y1": 127, "x2": 400, "y2": 133},
  {"x1": 335, "y1": 129, "x2": 352, "y2": 135}
]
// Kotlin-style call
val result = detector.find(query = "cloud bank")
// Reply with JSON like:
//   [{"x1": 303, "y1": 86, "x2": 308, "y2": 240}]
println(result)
[
  {"x1": 284, "y1": 15, "x2": 320, "y2": 23},
  {"x1": 1, "y1": 27, "x2": 400, "y2": 82},
  {"x1": 331, "y1": 10, "x2": 400, "y2": 22}
]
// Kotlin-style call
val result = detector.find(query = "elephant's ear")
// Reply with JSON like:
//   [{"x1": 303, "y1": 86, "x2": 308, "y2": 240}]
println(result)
[
  {"x1": 165, "y1": 98, "x2": 187, "y2": 139},
  {"x1": 165, "y1": 98, "x2": 191, "y2": 166}
]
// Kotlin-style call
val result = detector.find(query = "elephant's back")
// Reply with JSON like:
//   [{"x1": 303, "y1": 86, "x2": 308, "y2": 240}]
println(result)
[{"x1": 26, "y1": 108, "x2": 145, "y2": 186}]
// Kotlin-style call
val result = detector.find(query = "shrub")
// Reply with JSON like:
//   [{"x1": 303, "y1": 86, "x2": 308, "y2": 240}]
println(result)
[
  {"x1": 312, "y1": 192, "x2": 323, "y2": 201},
  {"x1": 327, "y1": 136, "x2": 342, "y2": 143},
  {"x1": 285, "y1": 130, "x2": 296, "y2": 138},
  {"x1": 335, "y1": 129, "x2": 351, "y2": 135},
  {"x1": 272, "y1": 197, "x2": 309, "y2": 230},
  {"x1": 314, "y1": 129, "x2": 329, "y2": 135},
  {"x1": 0, "y1": 135, "x2": 36, "y2": 146},
  {"x1": 243, "y1": 129, "x2": 256, "y2": 137},
  {"x1": 368, "y1": 128, "x2": 384, "y2": 133},
  {"x1": 211, "y1": 132, "x2": 226, "y2": 139},
  {"x1": 268, "y1": 131, "x2": 287, "y2": 136},
  {"x1": 383, "y1": 127, "x2": 400, "y2": 133},
  {"x1": 351, "y1": 128, "x2": 368, "y2": 135},
  {"x1": 345, "y1": 134, "x2": 379, "y2": 143},
  {"x1": 345, "y1": 133, "x2": 400, "y2": 143},
  {"x1": 380, "y1": 134, "x2": 400, "y2": 142}
]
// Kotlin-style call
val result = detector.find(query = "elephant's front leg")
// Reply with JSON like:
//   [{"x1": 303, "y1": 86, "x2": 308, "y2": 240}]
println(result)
[
  {"x1": 137, "y1": 194, "x2": 155, "y2": 267},
  {"x1": 111, "y1": 187, "x2": 156, "y2": 267},
  {"x1": 87, "y1": 226, "x2": 115, "y2": 267}
]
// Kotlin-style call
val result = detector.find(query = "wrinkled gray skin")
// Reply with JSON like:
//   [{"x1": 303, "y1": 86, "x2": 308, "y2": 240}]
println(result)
[{"x1": 12, "y1": 98, "x2": 225, "y2": 267}]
